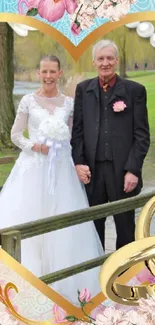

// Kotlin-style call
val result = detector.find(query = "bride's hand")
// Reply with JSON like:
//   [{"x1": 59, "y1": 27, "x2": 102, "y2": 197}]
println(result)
[
  {"x1": 41, "y1": 144, "x2": 49, "y2": 155},
  {"x1": 32, "y1": 143, "x2": 42, "y2": 152}
]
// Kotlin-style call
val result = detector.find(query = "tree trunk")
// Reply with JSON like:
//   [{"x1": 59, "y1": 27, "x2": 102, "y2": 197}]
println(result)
[
  {"x1": 119, "y1": 35, "x2": 128, "y2": 79},
  {"x1": 0, "y1": 23, "x2": 15, "y2": 147},
  {"x1": 119, "y1": 50, "x2": 128, "y2": 78}
]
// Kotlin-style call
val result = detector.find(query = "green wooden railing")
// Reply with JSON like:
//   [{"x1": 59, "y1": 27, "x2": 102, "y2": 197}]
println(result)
[{"x1": 0, "y1": 156, "x2": 155, "y2": 285}]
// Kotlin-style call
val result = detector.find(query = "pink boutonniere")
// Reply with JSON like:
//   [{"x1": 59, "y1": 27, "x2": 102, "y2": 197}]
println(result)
[{"x1": 113, "y1": 101, "x2": 127, "y2": 112}]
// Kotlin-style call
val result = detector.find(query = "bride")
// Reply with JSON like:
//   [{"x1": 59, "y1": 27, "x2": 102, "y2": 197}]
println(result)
[{"x1": 0, "y1": 55, "x2": 103, "y2": 304}]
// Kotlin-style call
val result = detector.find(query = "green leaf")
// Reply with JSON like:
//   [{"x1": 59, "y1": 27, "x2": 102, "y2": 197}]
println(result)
[
  {"x1": 65, "y1": 316, "x2": 78, "y2": 322},
  {"x1": 110, "y1": 0, "x2": 117, "y2": 6},
  {"x1": 26, "y1": 8, "x2": 38, "y2": 16}
]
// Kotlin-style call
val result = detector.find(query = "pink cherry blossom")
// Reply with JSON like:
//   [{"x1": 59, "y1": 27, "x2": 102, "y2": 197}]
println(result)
[
  {"x1": 95, "y1": 307, "x2": 128, "y2": 325},
  {"x1": 70, "y1": 1, "x2": 95, "y2": 32},
  {"x1": 114, "y1": 303, "x2": 137, "y2": 313},
  {"x1": 95, "y1": 0, "x2": 135, "y2": 21},
  {"x1": 124, "y1": 310, "x2": 148, "y2": 325},
  {"x1": 18, "y1": 0, "x2": 78, "y2": 22},
  {"x1": 53, "y1": 304, "x2": 67, "y2": 323},
  {"x1": 113, "y1": 101, "x2": 127, "y2": 112},
  {"x1": 79, "y1": 288, "x2": 91, "y2": 302},
  {"x1": 71, "y1": 22, "x2": 81, "y2": 35},
  {"x1": 138, "y1": 295, "x2": 155, "y2": 323}
]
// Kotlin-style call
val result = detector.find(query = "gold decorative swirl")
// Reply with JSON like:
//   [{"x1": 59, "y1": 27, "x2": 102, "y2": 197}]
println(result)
[
  {"x1": 135, "y1": 196, "x2": 155, "y2": 277},
  {"x1": 1, "y1": 12, "x2": 155, "y2": 60},
  {"x1": 1, "y1": 10, "x2": 155, "y2": 310},
  {"x1": 0, "y1": 282, "x2": 54, "y2": 325}
]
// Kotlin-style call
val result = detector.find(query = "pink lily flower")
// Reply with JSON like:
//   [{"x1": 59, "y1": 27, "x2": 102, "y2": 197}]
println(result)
[{"x1": 18, "y1": 0, "x2": 78, "y2": 22}]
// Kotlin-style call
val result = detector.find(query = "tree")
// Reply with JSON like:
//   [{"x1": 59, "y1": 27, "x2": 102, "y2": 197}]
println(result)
[
  {"x1": 0, "y1": 23, "x2": 15, "y2": 147},
  {"x1": 13, "y1": 23, "x2": 155, "y2": 80},
  {"x1": 116, "y1": 27, "x2": 128, "y2": 78},
  {"x1": 103, "y1": 26, "x2": 128, "y2": 78},
  {"x1": 103, "y1": 23, "x2": 155, "y2": 76}
]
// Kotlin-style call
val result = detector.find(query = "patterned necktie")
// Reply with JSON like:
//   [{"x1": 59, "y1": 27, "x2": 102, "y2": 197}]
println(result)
[{"x1": 103, "y1": 83, "x2": 109, "y2": 92}]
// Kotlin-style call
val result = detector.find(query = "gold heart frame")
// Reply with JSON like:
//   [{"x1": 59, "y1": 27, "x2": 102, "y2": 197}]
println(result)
[
  {"x1": 0, "y1": 9, "x2": 155, "y2": 323},
  {"x1": 0, "y1": 12, "x2": 155, "y2": 60}
]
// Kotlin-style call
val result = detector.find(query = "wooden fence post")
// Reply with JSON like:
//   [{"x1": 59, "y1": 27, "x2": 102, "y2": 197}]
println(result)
[{"x1": 1, "y1": 230, "x2": 21, "y2": 262}]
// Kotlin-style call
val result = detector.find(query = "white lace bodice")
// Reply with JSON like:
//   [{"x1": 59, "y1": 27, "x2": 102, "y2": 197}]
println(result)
[{"x1": 11, "y1": 93, "x2": 74, "y2": 153}]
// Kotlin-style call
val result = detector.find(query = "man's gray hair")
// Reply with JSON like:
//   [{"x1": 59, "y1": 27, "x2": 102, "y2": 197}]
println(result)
[{"x1": 92, "y1": 40, "x2": 119, "y2": 60}]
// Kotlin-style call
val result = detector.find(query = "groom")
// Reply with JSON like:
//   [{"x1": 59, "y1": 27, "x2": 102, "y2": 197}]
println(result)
[{"x1": 71, "y1": 40, "x2": 150, "y2": 250}]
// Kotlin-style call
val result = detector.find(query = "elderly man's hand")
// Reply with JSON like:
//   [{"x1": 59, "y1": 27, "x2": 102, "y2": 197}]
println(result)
[
  {"x1": 75, "y1": 165, "x2": 91, "y2": 184},
  {"x1": 124, "y1": 172, "x2": 138, "y2": 193}
]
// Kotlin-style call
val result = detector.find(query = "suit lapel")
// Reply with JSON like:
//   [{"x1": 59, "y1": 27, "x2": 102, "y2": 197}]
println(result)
[
  {"x1": 86, "y1": 77, "x2": 100, "y2": 121},
  {"x1": 108, "y1": 75, "x2": 127, "y2": 105},
  {"x1": 86, "y1": 75, "x2": 127, "y2": 105},
  {"x1": 85, "y1": 75, "x2": 128, "y2": 118},
  {"x1": 86, "y1": 77, "x2": 100, "y2": 100}
]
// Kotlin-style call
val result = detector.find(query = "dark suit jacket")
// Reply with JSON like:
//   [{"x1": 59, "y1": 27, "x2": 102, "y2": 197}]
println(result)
[{"x1": 71, "y1": 75, "x2": 150, "y2": 197}]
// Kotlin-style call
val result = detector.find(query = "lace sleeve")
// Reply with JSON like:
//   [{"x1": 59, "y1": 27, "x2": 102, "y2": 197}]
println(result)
[
  {"x1": 68, "y1": 97, "x2": 74, "y2": 117},
  {"x1": 11, "y1": 95, "x2": 35, "y2": 153},
  {"x1": 67, "y1": 97, "x2": 74, "y2": 131}
]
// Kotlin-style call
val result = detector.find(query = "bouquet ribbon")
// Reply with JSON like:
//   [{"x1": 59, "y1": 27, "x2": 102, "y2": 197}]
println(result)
[{"x1": 38, "y1": 136, "x2": 70, "y2": 194}]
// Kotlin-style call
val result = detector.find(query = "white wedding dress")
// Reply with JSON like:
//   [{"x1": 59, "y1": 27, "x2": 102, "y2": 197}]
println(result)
[{"x1": 0, "y1": 93, "x2": 104, "y2": 304}]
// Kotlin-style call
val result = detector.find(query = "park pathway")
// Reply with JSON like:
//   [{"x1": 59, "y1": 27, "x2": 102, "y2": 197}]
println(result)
[{"x1": 105, "y1": 186, "x2": 155, "y2": 253}]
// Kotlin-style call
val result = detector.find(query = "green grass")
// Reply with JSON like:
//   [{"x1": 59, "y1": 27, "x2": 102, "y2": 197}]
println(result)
[
  {"x1": 0, "y1": 163, "x2": 14, "y2": 187},
  {"x1": 133, "y1": 72, "x2": 155, "y2": 187},
  {"x1": 0, "y1": 150, "x2": 18, "y2": 187},
  {"x1": 0, "y1": 71, "x2": 155, "y2": 188}
]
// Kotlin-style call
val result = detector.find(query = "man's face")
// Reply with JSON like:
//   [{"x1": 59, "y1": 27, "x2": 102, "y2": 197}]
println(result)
[{"x1": 93, "y1": 46, "x2": 119, "y2": 80}]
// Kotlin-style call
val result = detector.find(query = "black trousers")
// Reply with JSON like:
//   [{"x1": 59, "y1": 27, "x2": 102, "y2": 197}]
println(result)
[{"x1": 88, "y1": 161, "x2": 135, "y2": 251}]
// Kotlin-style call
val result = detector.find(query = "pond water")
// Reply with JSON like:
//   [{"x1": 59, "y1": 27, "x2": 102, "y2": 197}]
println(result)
[{"x1": 13, "y1": 81, "x2": 40, "y2": 95}]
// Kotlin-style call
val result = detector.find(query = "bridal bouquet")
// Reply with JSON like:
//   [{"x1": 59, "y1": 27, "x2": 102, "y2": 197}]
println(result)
[
  {"x1": 37, "y1": 116, "x2": 70, "y2": 144},
  {"x1": 37, "y1": 117, "x2": 71, "y2": 194}
]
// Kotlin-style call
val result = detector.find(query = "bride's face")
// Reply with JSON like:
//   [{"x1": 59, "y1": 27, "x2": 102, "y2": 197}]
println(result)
[{"x1": 38, "y1": 60, "x2": 63, "y2": 92}]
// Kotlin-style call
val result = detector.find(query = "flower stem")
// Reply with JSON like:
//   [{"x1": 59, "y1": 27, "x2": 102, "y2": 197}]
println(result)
[
  {"x1": 94, "y1": 0, "x2": 105, "y2": 10},
  {"x1": 81, "y1": 306, "x2": 96, "y2": 324},
  {"x1": 75, "y1": 4, "x2": 83, "y2": 24},
  {"x1": 94, "y1": 0, "x2": 117, "y2": 10}
]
